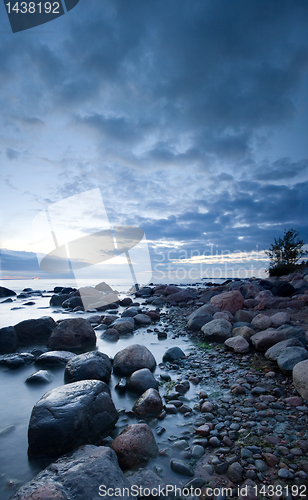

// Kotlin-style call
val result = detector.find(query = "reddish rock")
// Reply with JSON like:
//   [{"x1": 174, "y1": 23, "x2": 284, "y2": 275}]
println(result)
[
  {"x1": 263, "y1": 453, "x2": 279, "y2": 467},
  {"x1": 210, "y1": 290, "x2": 244, "y2": 315},
  {"x1": 22, "y1": 484, "x2": 68, "y2": 500},
  {"x1": 195, "y1": 424, "x2": 210, "y2": 436},
  {"x1": 111, "y1": 423, "x2": 158, "y2": 470}
]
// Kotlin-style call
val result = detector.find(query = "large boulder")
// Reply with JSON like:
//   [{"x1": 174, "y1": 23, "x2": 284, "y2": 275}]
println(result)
[
  {"x1": 64, "y1": 351, "x2": 112, "y2": 384},
  {"x1": 250, "y1": 329, "x2": 286, "y2": 351},
  {"x1": 232, "y1": 326, "x2": 255, "y2": 341},
  {"x1": 49, "y1": 293, "x2": 71, "y2": 307},
  {"x1": 0, "y1": 286, "x2": 16, "y2": 297},
  {"x1": 47, "y1": 318, "x2": 96, "y2": 352},
  {"x1": 272, "y1": 282, "x2": 296, "y2": 297},
  {"x1": 0, "y1": 326, "x2": 18, "y2": 354},
  {"x1": 293, "y1": 360, "x2": 308, "y2": 400},
  {"x1": 10, "y1": 445, "x2": 134, "y2": 500},
  {"x1": 127, "y1": 368, "x2": 159, "y2": 394},
  {"x1": 28, "y1": 380, "x2": 118, "y2": 458},
  {"x1": 111, "y1": 423, "x2": 158, "y2": 470},
  {"x1": 265, "y1": 338, "x2": 305, "y2": 361},
  {"x1": 277, "y1": 347, "x2": 308, "y2": 375},
  {"x1": 133, "y1": 388, "x2": 163, "y2": 417},
  {"x1": 270, "y1": 312, "x2": 291, "y2": 327},
  {"x1": 113, "y1": 344, "x2": 156, "y2": 375},
  {"x1": 134, "y1": 314, "x2": 152, "y2": 326},
  {"x1": 14, "y1": 317, "x2": 56, "y2": 346},
  {"x1": 201, "y1": 319, "x2": 232, "y2": 342},
  {"x1": 210, "y1": 290, "x2": 244, "y2": 315},
  {"x1": 121, "y1": 307, "x2": 140, "y2": 318},
  {"x1": 239, "y1": 282, "x2": 261, "y2": 299}
]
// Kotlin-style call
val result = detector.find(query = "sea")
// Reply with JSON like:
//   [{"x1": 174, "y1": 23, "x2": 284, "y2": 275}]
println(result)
[{"x1": 0, "y1": 277, "x2": 227, "y2": 499}]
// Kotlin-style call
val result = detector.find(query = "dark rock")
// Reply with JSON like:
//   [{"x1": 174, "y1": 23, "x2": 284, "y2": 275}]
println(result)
[
  {"x1": 14, "y1": 316, "x2": 56, "y2": 346},
  {"x1": 50, "y1": 293, "x2": 71, "y2": 307},
  {"x1": 1, "y1": 297, "x2": 13, "y2": 303},
  {"x1": 251, "y1": 328, "x2": 287, "y2": 351},
  {"x1": 120, "y1": 297, "x2": 133, "y2": 307},
  {"x1": 101, "y1": 328, "x2": 120, "y2": 341},
  {"x1": 111, "y1": 317, "x2": 135, "y2": 333},
  {"x1": 272, "y1": 282, "x2": 296, "y2": 297},
  {"x1": 265, "y1": 338, "x2": 305, "y2": 361},
  {"x1": 277, "y1": 347, "x2": 308, "y2": 375},
  {"x1": 47, "y1": 318, "x2": 96, "y2": 352},
  {"x1": 0, "y1": 352, "x2": 35, "y2": 368},
  {"x1": 0, "y1": 286, "x2": 16, "y2": 297},
  {"x1": 276, "y1": 325, "x2": 306, "y2": 344},
  {"x1": 187, "y1": 314, "x2": 213, "y2": 331},
  {"x1": 134, "y1": 314, "x2": 152, "y2": 326},
  {"x1": 64, "y1": 351, "x2": 112, "y2": 383},
  {"x1": 170, "y1": 459, "x2": 194, "y2": 477},
  {"x1": 145, "y1": 310, "x2": 160, "y2": 321},
  {"x1": 227, "y1": 461, "x2": 243, "y2": 482},
  {"x1": 35, "y1": 350, "x2": 76, "y2": 367},
  {"x1": 28, "y1": 380, "x2": 118, "y2": 458},
  {"x1": 162, "y1": 347, "x2": 185, "y2": 363},
  {"x1": 127, "y1": 368, "x2": 159, "y2": 394},
  {"x1": 25, "y1": 370, "x2": 53, "y2": 384},
  {"x1": 10, "y1": 445, "x2": 134, "y2": 500},
  {"x1": 135, "y1": 287, "x2": 153, "y2": 297},
  {"x1": 0, "y1": 326, "x2": 18, "y2": 354},
  {"x1": 62, "y1": 296, "x2": 84, "y2": 309},
  {"x1": 115, "y1": 378, "x2": 127, "y2": 392},
  {"x1": 166, "y1": 289, "x2": 196, "y2": 304},
  {"x1": 126, "y1": 469, "x2": 165, "y2": 495},
  {"x1": 111, "y1": 423, "x2": 158, "y2": 470},
  {"x1": 113, "y1": 344, "x2": 156, "y2": 375},
  {"x1": 121, "y1": 307, "x2": 140, "y2": 318},
  {"x1": 133, "y1": 388, "x2": 163, "y2": 417}
]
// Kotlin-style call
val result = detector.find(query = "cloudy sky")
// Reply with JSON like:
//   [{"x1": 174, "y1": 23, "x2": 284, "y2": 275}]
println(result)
[{"x1": 1, "y1": 0, "x2": 308, "y2": 284}]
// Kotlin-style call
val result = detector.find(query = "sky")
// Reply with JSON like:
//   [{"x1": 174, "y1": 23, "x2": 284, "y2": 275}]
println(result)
[{"x1": 1, "y1": 0, "x2": 308, "y2": 285}]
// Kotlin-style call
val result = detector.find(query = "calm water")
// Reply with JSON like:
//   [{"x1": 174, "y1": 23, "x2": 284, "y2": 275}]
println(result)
[{"x1": 0, "y1": 279, "x2": 224, "y2": 499}]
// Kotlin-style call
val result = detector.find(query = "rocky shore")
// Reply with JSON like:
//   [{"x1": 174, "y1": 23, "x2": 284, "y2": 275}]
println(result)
[{"x1": 1, "y1": 272, "x2": 308, "y2": 500}]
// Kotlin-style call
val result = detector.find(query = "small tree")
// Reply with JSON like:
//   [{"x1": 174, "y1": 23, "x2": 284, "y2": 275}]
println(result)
[{"x1": 265, "y1": 229, "x2": 307, "y2": 276}]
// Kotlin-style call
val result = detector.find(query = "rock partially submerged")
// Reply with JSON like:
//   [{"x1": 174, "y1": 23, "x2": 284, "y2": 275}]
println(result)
[
  {"x1": 64, "y1": 350, "x2": 112, "y2": 383},
  {"x1": 113, "y1": 344, "x2": 156, "y2": 375},
  {"x1": 28, "y1": 380, "x2": 118, "y2": 458},
  {"x1": 10, "y1": 445, "x2": 134, "y2": 500},
  {"x1": 14, "y1": 317, "x2": 56, "y2": 346},
  {"x1": 111, "y1": 423, "x2": 158, "y2": 470},
  {"x1": 47, "y1": 318, "x2": 96, "y2": 352}
]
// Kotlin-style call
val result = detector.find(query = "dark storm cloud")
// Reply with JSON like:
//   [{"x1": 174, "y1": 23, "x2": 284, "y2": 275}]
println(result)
[{"x1": 253, "y1": 158, "x2": 308, "y2": 181}]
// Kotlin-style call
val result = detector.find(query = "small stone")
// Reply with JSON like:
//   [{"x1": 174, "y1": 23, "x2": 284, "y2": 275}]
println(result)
[
  {"x1": 227, "y1": 461, "x2": 243, "y2": 482},
  {"x1": 170, "y1": 459, "x2": 194, "y2": 477},
  {"x1": 191, "y1": 445, "x2": 204, "y2": 458},
  {"x1": 263, "y1": 453, "x2": 279, "y2": 467},
  {"x1": 278, "y1": 468, "x2": 294, "y2": 479}
]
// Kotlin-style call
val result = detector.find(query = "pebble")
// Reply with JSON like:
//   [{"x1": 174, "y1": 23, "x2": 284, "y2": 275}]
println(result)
[{"x1": 170, "y1": 459, "x2": 194, "y2": 477}]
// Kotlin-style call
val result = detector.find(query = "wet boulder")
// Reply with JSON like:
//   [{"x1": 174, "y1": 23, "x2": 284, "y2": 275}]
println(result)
[
  {"x1": 113, "y1": 344, "x2": 156, "y2": 375},
  {"x1": 64, "y1": 351, "x2": 112, "y2": 384},
  {"x1": 0, "y1": 352, "x2": 35, "y2": 368},
  {"x1": 10, "y1": 445, "x2": 134, "y2": 500},
  {"x1": 0, "y1": 326, "x2": 18, "y2": 354},
  {"x1": 28, "y1": 380, "x2": 118, "y2": 458},
  {"x1": 127, "y1": 368, "x2": 159, "y2": 394},
  {"x1": 111, "y1": 423, "x2": 158, "y2": 470},
  {"x1": 201, "y1": 319, "x2": 232, "y2": 342},
  {"x1": 111, "y1": 317, "x2": 135, "y2": 334},
  {"x1": 35, "y1": 350, "x2": 76, "y2": 367},
  {"x1": 121, "y1": 307, "x2": 140, "y2": 318},
  {"x1": 47, "y1": 318, "x2": 96, "y2": 352},
  {"x1": 101, "y1": 328, "x2": 120, "y2": 341},
  {"x1": 187, "y1": 314, "x2": 213, "y2": 331},
  {"x1": 0, "y1": 286, "x2": 16, "y2": 297},
  {"x1": 251, "y1": 314, "x2": 272, "y2": 331},
  {"x1": 250, "y1": 328, "x2": 286, "y2": 351},
  {"x1": 210, "y1": 290, "x2": 244, "y2": 315},
  {"x1": 26, "y1": 370, "x2": 53, "y2": 385},
  {"x1": 49, "y1": 293, "x2": 71, "y2": 307},
  {"x1": 14, "y1": 317, "x2": 56, "y2": 346},
  {"x1": 162, "y1": 346, "x2": 185, "y2": 363},
  {"x1": 132, "y1": 388, "x2": 163, "y2": 417},
  {"x1": 166, "y1": 289, "x2": 196, "y2": 304},
  {"x1": 134, "y1": 314, "x2": 152, "y2": 326},
  {"x1": 272, "y1": 282, "x2": 296, "y2": 297}
]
